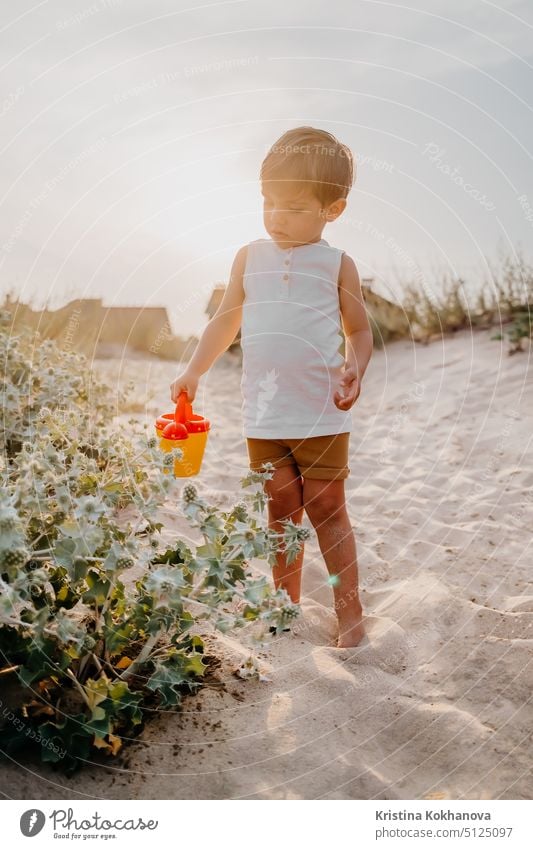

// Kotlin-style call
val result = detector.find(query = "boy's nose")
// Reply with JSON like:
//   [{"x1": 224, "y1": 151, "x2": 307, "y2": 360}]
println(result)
[{"x1": 270, "y1": 208, "x2": 287, "y2": 225}]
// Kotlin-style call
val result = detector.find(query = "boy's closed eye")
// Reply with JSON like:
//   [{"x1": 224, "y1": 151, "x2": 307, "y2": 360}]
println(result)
[{"x1": 264, "y1": 201, "x2": 307, "y2": 213}]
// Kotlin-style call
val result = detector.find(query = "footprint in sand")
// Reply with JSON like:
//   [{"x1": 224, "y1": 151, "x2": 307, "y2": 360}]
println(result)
[
  {"x1": 291, "y1": 603, "x2": 339, "y2": 646},
  {"x1": 294, "y1": 605, "x2": 410, "y2": 675},
  {"x1": 328, "y1": 616, "x2": 410, "y2": 675}
]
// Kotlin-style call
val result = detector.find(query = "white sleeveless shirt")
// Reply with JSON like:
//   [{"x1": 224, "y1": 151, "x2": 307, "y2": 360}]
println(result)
[{"x1": 240, "y1": 237, "x2": 353, "y2": 439}]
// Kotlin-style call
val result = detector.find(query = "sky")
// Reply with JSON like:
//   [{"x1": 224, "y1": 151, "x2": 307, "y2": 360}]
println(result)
[{"x1": 0, "y1": 0, "x2": 532, "y2": 337}]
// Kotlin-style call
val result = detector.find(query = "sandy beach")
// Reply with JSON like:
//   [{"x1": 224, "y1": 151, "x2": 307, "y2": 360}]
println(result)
[{"x1": 3, "y1": 327, "x2": 532, "y2": 800}]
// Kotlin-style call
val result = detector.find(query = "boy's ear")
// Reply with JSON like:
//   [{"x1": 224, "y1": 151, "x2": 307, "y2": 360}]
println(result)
[{"x1": 323, "y1": 197, "x2": 347, "y2": 221}]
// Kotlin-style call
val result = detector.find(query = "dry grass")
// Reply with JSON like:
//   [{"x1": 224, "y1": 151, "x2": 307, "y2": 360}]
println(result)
[{"x1": 399, "y1": 249, "x2": 533, "y2": 352}]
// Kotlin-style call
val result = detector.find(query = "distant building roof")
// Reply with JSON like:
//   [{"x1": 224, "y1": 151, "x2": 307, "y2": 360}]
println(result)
[
  {"x1": 205, "y1": 286, "x2": 226, "y2": 318},
  {"x1": 2, "y1": 296, "x2": 194, "y2": 360}
]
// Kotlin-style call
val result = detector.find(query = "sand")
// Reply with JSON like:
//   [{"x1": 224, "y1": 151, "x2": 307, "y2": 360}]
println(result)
[{"x1": 3, "y1": 328, "x2": 532, "y2": 800}]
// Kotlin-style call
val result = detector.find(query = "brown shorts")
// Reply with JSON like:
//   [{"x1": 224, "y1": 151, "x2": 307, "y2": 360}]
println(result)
[{"x1": 246, "y1": 432, "x2": 351, "y2": 481}]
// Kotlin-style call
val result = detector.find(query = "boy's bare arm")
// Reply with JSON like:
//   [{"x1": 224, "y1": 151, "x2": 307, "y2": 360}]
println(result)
[
  {"x1": 170, "y1": 246, "x2": 246, "y2": 402},
  {"x1": 334, "y1": 253, "x2": 374, "y2": 410}
]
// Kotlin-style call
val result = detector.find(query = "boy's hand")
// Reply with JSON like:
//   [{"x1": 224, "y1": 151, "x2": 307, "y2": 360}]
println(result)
[
  {"x1": 333, "y1": 366, "x2": 361, "y2": 410},
  {"x1": 170, "y1": 370, "x2": 199, "y2": 404}
]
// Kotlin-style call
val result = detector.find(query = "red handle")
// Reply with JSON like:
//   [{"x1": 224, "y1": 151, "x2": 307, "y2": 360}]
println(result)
[{"x1": 175, "y1": 390, "x2": 193, "y2": 424}]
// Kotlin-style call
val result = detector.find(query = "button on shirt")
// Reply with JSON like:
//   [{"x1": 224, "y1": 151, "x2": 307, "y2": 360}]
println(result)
[{"x1": 240, "y1": 237, "x2": 353, "y2": 439}]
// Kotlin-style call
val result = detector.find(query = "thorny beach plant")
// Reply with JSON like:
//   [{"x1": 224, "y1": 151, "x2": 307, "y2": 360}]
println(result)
[{"x1": 0, "y1": 311, "x2": 302, "y2": 773}]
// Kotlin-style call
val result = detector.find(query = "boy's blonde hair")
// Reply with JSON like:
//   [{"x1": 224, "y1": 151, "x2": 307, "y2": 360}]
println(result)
[{"x1": 260, "y1": 126, "x2": 355, "y2": 207}]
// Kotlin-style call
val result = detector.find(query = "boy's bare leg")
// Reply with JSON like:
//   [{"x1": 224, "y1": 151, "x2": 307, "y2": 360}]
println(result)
[
  {"x1": 265, "y1": 465, "x2": 305, "y2": 603},
  {"x1": 270, "y1": 510, "x2": 305, "y2": 602},
  {"x1": 318, "y1": 515, "x2": 365, "y2": 647},
  {"x1": 303, "y1": 479, "x2": 365, "y2": 647}
]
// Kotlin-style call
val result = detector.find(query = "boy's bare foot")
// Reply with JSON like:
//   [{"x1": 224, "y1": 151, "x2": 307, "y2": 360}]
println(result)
[{"x1": 336, "y1": 612, "x2": 366, "y2": 648}]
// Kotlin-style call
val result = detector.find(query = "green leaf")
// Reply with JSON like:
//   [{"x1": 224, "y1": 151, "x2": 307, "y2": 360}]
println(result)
[
  {"x1": 17, "y1": 639, "x2": 65, "y2": 686},
  {"x1": 186, "y1": 653, "x2": 207, "y2": 677},
  {"x1": 103, "y1": 482, "x2": 122, "y2": 493},
  {"x1": 105, "y1": 622, "x2": 135, "y2": 655},
  {"x1": 82, "y1": 570, "x2": 111, "y2": 606},
  {"x1": 53, "y1": 538, "x2": 77, "y2": 566}
]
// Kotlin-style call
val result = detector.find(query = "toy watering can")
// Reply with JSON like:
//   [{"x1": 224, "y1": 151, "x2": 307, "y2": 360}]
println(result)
[{"x1": 155, "y1": 391, "x2": 210, "y2": 477}]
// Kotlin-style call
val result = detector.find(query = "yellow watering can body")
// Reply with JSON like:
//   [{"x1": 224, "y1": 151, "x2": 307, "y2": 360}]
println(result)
[{"x1": 155, "y1": 392, "x2": 210, "y2": 477}]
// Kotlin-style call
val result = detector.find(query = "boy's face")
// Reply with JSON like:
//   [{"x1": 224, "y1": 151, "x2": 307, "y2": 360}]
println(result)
[{"x1": 262, "y1": 181, "x2": 346, "y2": 248}]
